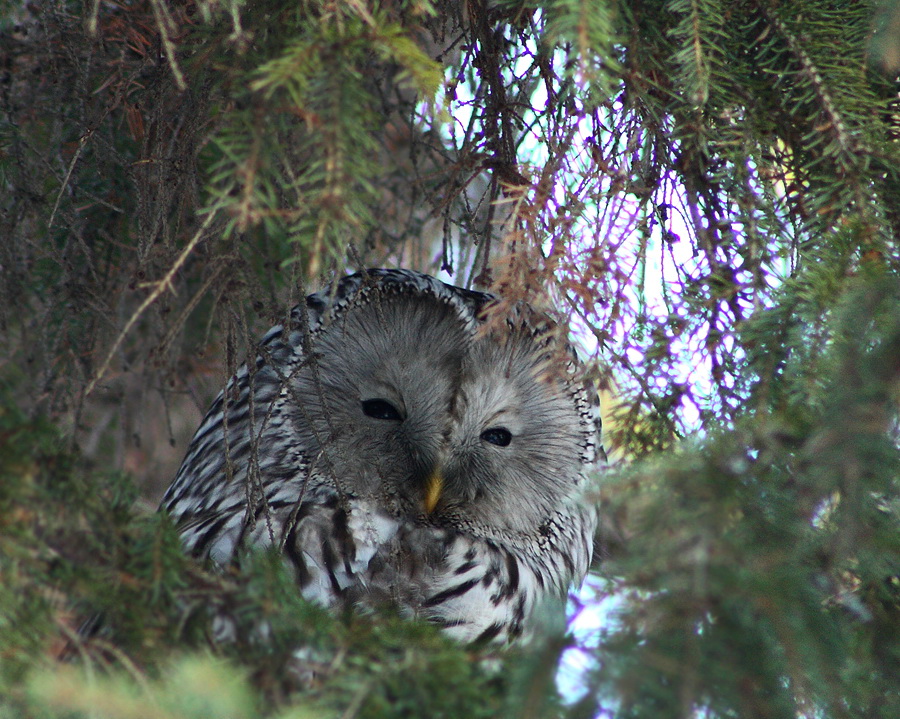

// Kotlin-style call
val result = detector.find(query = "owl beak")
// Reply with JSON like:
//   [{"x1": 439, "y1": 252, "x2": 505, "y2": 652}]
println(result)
[{"x1": 424, "y1": 468, "x2": 443, "y2": 514}]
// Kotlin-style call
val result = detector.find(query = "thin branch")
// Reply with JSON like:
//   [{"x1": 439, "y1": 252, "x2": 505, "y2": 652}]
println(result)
[
  {"x1": 48, "y1": 131, "x2": 91, "y2": 231},
  {"x1": 83, "y1": 208, "x2": 220, "y2": 398}
]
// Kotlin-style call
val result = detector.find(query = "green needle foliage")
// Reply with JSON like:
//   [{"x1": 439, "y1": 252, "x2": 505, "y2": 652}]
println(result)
[
  {"x1": 587, "y1": 268, "x2": 900, "y2": 718},
  {"x1": 1, "y1": 0, "x2": 899, "y2": 717},
  {"x1": 206, "y1": 2, "x2": 443, "y2": 271}
]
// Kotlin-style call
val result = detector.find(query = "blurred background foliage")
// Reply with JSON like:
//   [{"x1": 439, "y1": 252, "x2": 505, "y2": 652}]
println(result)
[{"x1": 1, "y1": 0, "x2": 899, "y2": 717}]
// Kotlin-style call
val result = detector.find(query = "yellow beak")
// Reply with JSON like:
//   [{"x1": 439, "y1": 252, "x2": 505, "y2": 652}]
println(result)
[{"x1": 424, "y1": 469, "x2": 443, "y2": 514}]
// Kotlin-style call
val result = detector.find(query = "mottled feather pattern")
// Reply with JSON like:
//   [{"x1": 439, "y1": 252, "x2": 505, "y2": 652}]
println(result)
[{"x1": 161, "y1": 269, "x2": 600, "y2": 643}]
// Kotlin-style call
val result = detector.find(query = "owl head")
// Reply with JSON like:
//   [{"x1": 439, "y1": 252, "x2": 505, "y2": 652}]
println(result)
[{"x1": 281, "y1": 269, "x2": 599, "y2": 544}]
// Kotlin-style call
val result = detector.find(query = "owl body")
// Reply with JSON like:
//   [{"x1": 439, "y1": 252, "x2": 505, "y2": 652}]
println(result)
[{"x1": 162, "y1": 269, "x2": 599, "y2": 643}]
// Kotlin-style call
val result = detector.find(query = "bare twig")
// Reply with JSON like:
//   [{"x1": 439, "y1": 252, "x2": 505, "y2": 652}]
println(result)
[
  {"x1": 48, "y1": 131, "x2": 91, "y2": 231},
  {"x1": 83, "y1": 209, "x2": 220, "y2": 398}
]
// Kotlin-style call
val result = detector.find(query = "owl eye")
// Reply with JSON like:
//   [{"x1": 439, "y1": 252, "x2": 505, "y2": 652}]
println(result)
[
  {"x1": 480, "y1": 427, "x2": 512, "y2": 447},
  {"x1": 361, "y1": 398, "x2": 403, "y2": 421}
]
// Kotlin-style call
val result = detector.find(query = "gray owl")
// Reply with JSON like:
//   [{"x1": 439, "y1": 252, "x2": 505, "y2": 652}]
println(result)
[{"x1": 161, "y1": 269, "x2": 600, "y2": 643}]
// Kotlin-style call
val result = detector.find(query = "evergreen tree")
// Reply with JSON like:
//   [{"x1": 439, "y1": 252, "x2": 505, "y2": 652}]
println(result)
[{"x1": 1, "y1": 1, "x2": 898, "y2": 717}]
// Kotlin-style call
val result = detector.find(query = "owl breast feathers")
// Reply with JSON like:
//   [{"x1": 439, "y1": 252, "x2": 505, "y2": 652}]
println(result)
[{"x1": 161, "y1": 269, "x2": 600, "y2": 643}]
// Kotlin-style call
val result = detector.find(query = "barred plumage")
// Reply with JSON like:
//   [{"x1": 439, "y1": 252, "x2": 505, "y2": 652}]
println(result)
[{"x1": 161, "y1": 269, "x2": 600, "y2": 643}]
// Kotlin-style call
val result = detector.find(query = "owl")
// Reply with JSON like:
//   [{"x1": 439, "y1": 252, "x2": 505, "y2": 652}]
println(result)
[{"x1": 161, "y1": 269, "x2": 600, "y2": 643}]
